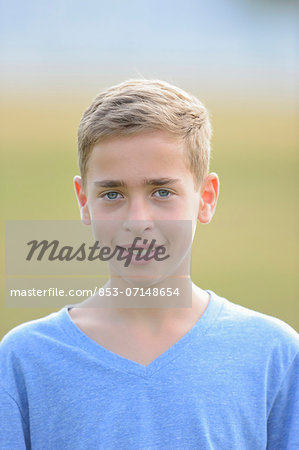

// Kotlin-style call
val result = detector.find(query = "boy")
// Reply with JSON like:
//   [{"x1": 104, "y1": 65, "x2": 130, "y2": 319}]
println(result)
[{"x1": 1, "y1": 79, "x2": 298, "y2": 449}]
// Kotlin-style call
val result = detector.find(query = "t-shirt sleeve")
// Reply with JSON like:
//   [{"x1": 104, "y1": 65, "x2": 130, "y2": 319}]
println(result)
[
  {"x1": 0, "y1": 385, "x2": 28, "y2": 450},
  {"x1": 267, "y1": 352, "x2": 299, "y2": 450}
]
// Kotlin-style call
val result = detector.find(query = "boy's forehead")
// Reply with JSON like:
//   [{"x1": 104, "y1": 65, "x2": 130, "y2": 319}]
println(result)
[
  {"x1": 83, "y1": 130, "x2": 201, "y2": 191},
  {"x1": 91, "y1": 131, "x2": 183, "y2": 155},
  {"x1": 87, "y1": 132, "x2": 188, "y2": 174}
]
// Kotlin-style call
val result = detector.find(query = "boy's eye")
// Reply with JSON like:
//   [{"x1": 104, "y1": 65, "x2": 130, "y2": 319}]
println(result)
[
  {"x1": 153, "y1": 189, "x2": 172, "y2": 199},
  {"x1": 100, "y1": 191, "x2": 123, "y2": 201}
]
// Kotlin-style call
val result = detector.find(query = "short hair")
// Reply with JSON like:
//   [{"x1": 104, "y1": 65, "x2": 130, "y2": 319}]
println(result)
[{"x1": 78, "y1": 78, "x2": 212, "y2": 191}]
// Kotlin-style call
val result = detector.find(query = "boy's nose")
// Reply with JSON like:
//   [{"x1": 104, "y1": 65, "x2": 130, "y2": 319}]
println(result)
[
  {"x1": 122, "y1": 219, "x2": 154, "y2": 235},
  {"x1": 122, "y1": 199, "x2": 154, "y2": 233}
]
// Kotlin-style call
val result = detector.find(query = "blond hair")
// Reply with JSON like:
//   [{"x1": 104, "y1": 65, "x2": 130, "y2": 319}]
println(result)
[{"x1": 78, "y1": 78, "x2": 212, "y2": 191}]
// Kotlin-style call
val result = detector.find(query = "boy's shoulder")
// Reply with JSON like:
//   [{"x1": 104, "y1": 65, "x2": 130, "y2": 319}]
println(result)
[
  {"x1": 0, "y1": 309, "x2": 63, "y2": 355},
  {"x1": 212, "y1": 290, "x2": 299, "y2": 351}
]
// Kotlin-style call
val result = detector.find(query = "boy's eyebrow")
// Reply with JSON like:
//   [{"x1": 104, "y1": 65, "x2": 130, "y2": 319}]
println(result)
[{"x1": 93, "y1": 178, "x2": 182, "y2": 188}]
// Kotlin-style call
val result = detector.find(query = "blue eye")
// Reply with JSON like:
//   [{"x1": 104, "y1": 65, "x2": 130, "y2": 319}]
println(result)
[
  {"x1": 101, "y1": 191, "x2": 123, "y2": 201},
  {"x1": 154, "y1": 189, "x2": 172, "y2": 199}
]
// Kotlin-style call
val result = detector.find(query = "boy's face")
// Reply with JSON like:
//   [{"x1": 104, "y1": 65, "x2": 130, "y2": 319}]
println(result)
[{"x1": 74, "y1": 130, "x2": 219, "y2": 285}]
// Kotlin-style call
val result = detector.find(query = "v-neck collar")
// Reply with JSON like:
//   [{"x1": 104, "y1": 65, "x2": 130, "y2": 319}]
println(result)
[{"x1": 60, "y1": 289, "x2": 223, "y2": 379}]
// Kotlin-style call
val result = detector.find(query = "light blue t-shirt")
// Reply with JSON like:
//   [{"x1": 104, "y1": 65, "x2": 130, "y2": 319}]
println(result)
[{"x1": 1, "y1": 289, "x2": 298, "y2": 449}]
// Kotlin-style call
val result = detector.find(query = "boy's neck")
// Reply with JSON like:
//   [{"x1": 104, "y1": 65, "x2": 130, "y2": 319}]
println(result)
[{"x1": 76, "y1": 279, "x2": 210, "y2": 334}]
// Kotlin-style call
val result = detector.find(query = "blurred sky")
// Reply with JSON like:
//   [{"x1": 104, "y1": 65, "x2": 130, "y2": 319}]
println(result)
[{"x1": 0, "y1": 0, "x2": 298, "y2": 100}]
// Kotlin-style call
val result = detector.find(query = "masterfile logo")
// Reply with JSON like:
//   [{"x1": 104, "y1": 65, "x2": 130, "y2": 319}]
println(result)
[{"x1": 25, "y1": 237, "x2": 170, "y2": 266}]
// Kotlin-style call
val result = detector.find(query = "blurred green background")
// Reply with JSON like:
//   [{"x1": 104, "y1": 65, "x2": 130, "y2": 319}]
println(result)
[{"x1": 1, "y1": 0, "x2": 298, "y2": 336}]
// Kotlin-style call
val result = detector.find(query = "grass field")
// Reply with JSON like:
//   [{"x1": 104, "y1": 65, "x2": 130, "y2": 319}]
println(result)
[{"x1": 1, "y1": 92, "x2": 298, "y2": 337}]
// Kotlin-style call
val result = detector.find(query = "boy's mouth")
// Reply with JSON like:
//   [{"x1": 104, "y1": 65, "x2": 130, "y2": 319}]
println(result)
[
  {"x1": 117, "y1": 244, "x2": 166, "y2": 256},
  {"x1": 115, "y1": 244, "x2": 168, "y2": 266}
]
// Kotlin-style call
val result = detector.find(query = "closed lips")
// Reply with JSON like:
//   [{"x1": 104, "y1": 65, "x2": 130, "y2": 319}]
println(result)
[{"x1": 117, "y1": 245, "x2": 165, "y2": 254}]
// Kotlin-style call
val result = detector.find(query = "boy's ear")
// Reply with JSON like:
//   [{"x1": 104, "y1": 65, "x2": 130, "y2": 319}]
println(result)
[
  {"x1": 197, "y1": 173, "x2": 220, "y2": 224},
  {"x1": 73, "y1": 176, "x2": 91, "y2": 226}
]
